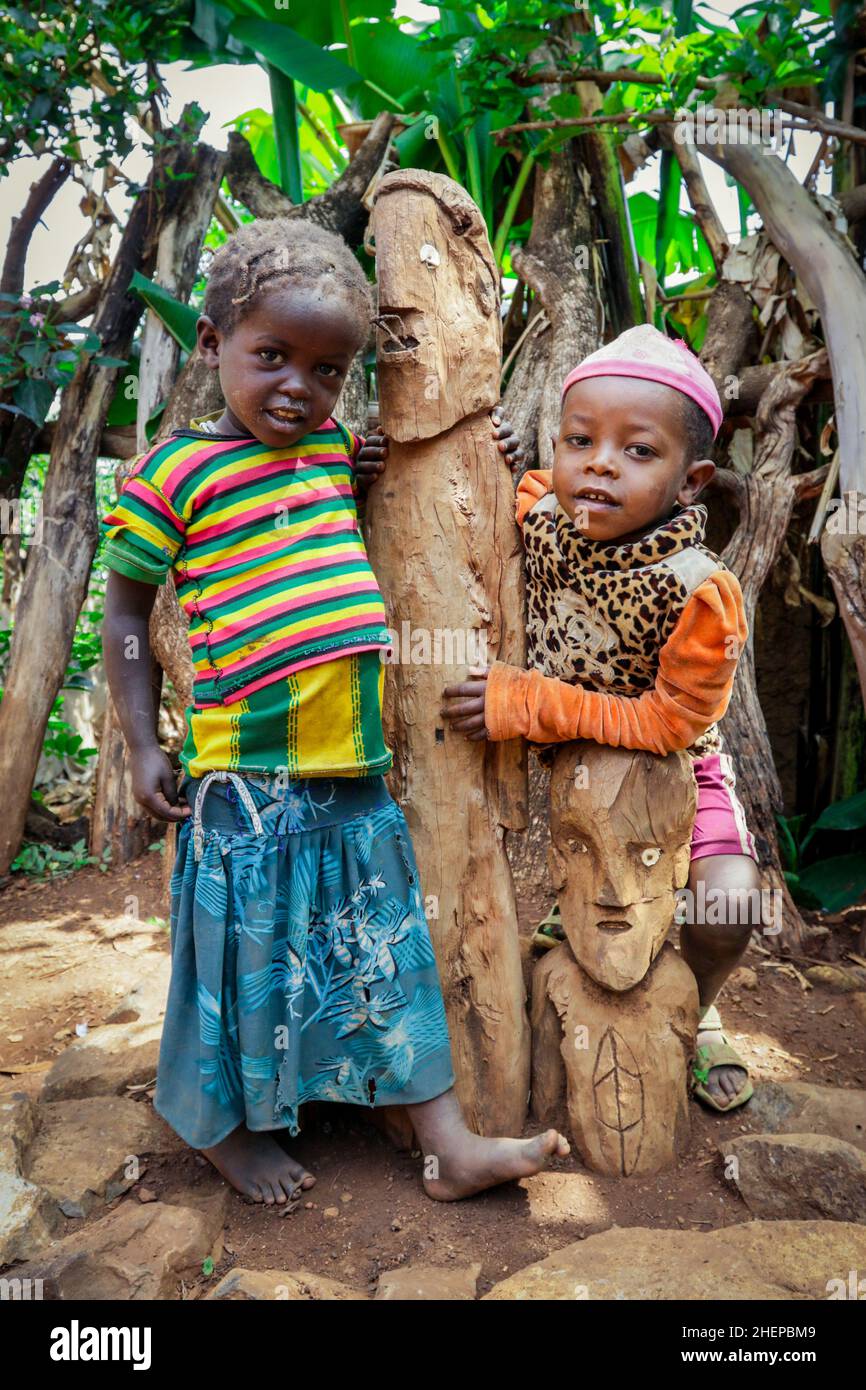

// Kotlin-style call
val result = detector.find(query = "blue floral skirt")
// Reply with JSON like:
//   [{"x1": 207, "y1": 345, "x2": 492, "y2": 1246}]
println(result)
[{"x1": 154, "y1": 772, "x2": 455, "y2": 1150}]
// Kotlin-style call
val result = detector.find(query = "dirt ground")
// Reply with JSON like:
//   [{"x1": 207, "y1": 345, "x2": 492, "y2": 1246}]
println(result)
[{"x1": 1, "y1": 850, "x2": 865, "y2": 1299}]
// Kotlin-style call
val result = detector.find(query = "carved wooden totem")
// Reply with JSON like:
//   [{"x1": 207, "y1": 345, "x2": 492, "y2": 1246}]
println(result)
[
  {"x1": 531, "y1": 742, "x2": 700, "y2": 1174},
  {"x1": 365, "y1": 170, "x2": 530, "y2": 1136}
]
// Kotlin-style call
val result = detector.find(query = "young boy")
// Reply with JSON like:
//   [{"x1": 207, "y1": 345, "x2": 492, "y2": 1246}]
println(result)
[{"x1": 442, "y1": 325, "x2": 761, "y2": 1112}]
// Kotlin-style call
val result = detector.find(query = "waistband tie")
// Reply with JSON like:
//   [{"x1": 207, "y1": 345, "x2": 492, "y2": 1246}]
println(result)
[{"x1": 192, "y1": 770, "x2": 265, "y2": 862}]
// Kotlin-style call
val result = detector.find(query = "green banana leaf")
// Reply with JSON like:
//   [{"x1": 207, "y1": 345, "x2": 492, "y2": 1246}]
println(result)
[
  {"x1": 797, "y1": 853, "x2": 866, "y2": 914},
  {"x1": 129, "y1": 273, "x2": 199, "y2": 355},
  {"x1": 229, "y1": 16, "x2": 363, "y2": 92}
]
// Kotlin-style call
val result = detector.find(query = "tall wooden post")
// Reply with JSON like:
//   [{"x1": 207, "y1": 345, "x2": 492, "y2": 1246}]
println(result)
[{"x1": 365, "y1": 170, "x2": 530, "y2": 1135}]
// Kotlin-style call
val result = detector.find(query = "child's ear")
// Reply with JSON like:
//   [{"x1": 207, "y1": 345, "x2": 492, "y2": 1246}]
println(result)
[
  {"x1": 196, "y1": 315, "x2": 222, "y2": 369},
  {"x1": 679, "y1": 458, "x2": 715, "y2": 505}
]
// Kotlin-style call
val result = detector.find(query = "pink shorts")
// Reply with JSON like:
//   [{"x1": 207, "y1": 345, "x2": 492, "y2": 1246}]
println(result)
[{"x1": 691, "y1": 753, "x2": 758, "y2": 862}]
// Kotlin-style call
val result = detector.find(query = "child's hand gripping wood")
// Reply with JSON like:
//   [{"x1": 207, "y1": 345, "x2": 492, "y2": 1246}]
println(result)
[{"x1": 356, "y1": 406, "x2": 524, "y2": 492}]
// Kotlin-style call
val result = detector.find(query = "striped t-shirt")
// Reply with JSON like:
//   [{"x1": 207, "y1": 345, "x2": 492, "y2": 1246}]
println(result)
[
  {"x1": 100, "y1": 417, "x2": 394, "y2": 779},
  {"x1": 101, "y1": 418, "x2": 392, "y2": 708}
]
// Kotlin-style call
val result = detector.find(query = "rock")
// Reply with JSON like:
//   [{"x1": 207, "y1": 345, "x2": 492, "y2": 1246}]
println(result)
[
  {"x1": 12, "y1": 1199, "x2": 224, "y2": 1300},
  {"x1": 105, "y1": 960, "x2": 171, "y2": 1025},
  {"x1": 375, "y1": 1263, "x2": 481, "y2": 1301},
  {"x1": 723, "y1": 1133, "x2": 866, "y2": 1222},
  {"x1": 805, "y1": 964, "x2": 866, "y2": 993},
  {"x1": 41, "y1": 1020, "x2": 162, "y2": 1102},
  {"x1": 322, "y1": 1206, "x2": 340, "y2": 1219},
  {"x1": 0, "y1": 1093, "x2": 62, "y2": 1263},
  {"x1": 747, "y1": 1081, "x2": 866, "y2": 1152},
  {"x1": 0, "y1": 1091, "x2": 39, "y2": 1171},
  {"x1": 483, "y1": 1221, "x2": 866, "y2": 1300},
  {"x1": 728, "y1": 966, "x2": 758, "y2": 992},
  {"x1": 206, "y1": 1268, "x2": 366, "y2": 1300},
  {"x1": 0, "y1": 1170, "x2": 63, "y2": 1264},
  {"x1": 137, "y1": 1187, "x2": 157, "y2": 1203},
  {"x1": 23, "y1": 1096, "x2": 180, "y2": 1219}
]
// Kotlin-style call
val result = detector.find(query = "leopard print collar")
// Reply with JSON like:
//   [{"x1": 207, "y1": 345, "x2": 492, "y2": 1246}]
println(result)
[{"x1": 553, "y1": 501, "x2": 709, "y2": 574}]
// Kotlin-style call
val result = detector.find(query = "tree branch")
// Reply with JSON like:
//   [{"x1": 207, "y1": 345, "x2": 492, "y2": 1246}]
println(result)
[
  {"x1": 226, "y1": 112, "x2": 399, "y2": 247},
  {"x1": 1, "y1": 158, "x2": 70, "y2": 296}
]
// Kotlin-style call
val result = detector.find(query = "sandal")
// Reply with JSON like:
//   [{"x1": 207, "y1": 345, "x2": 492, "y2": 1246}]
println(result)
[
  {"x1": 690, "y1": 1003, "x2": 753, "y2": 1112},
  {"x1": 532, "y1": 902, "x2": 565, "y2": 952}
]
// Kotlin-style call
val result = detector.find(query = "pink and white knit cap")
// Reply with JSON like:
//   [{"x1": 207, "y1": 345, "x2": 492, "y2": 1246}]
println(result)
[{"x1": 560, "y1": 324, "x2": 723, "y2": 438}]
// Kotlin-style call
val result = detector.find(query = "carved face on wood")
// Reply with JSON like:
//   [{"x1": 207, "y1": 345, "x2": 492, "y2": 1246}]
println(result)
[
  {"x1": 549, "y1": 742, "x2": 696, "y2": 991},
  {"x1": 371, "y1": 170, "x2": 501, "y2": 442}
]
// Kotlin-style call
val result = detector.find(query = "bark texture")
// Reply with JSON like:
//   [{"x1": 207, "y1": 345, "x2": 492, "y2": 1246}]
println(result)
[{"x1": 365, "y1": 169, "x2": 530, "y2": 1135}]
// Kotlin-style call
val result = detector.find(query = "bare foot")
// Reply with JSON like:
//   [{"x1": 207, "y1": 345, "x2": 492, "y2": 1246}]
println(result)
[
  {"x1": 423, "y1": 1127, "x2": 571, "y2": 1202},
  {"x1": 201, "y1": 1125, "x2": 316, "y2": 1205},
  {"x1": 407, "y1": 1086, "x2": 569, "y2": 1201}
]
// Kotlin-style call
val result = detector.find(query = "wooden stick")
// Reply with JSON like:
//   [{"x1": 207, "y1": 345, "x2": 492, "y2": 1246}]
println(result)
[{"x1": 807, "y1": 450, "x2": 841, "y2": 543}]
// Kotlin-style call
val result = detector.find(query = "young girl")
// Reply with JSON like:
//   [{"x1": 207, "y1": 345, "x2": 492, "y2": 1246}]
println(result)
[
  {"x1": 101, "y1": 217, "x2": 567, "y2": 1206},
  {"x1": 443, "y1": 325, "x2": 762, "y2": 1113}
]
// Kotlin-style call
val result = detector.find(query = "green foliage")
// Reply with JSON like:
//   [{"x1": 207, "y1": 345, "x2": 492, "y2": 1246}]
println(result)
[
  {"x1": 0, "y1": 1, "x2": 190, "y2": 172},
  {"x1": 129, "y1": 272, "x2": 199, "y2": 354},
  {"x1": 0, "y1": 283, "x2": 108, "y2": 427},
  {"x1": 11, "y1": 837, "x2": 109, "y2": 879},
  {"x1": 777, "y1": 790, "x2": 866, "y2": 913}
]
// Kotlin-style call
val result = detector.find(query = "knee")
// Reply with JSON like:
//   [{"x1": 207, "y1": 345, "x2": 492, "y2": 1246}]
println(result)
[{"x1": 680, "y1": 858, "x2": 763, "y2": 950}]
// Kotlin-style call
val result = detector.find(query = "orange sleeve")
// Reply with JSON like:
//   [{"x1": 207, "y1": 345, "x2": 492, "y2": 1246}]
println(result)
[
  {"x1": 484, "y1": 570, "x2": 747, "y2": 754},
  {"x1": 516, "y1": 469, "x2": 553, "y2": 525}
]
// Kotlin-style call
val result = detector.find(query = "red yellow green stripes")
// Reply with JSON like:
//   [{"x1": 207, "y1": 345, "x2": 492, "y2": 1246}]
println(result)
[
  {"x1": 100, "y1": 419, "x2": 390, "y2": 707},
  {"x1": 180, "y1": 650, "x2": 391, "y2": 778}
]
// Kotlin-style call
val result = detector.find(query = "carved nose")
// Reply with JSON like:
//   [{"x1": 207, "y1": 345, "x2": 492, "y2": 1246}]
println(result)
[{"x1": 595, "y1": 877, "x2": 630, "y2": 908}]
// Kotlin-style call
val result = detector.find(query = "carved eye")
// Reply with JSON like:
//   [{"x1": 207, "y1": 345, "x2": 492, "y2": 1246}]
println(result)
[
  {"x1": 568, "y1": 839, "x2": 588, "y2": 855},
  {"x1": 641, "y1": 846, "x2": 662, "y2": 868}
]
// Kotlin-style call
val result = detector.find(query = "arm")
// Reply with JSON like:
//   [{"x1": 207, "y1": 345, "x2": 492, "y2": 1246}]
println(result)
[
  {"x1": 516, "y1": 468, "x2": 553, "y2": 523},
  {"x1": 102, "y1": 571, "x2": 190, "y2": 821},
  {"x1": 451, "y1": 570, "x2": 747, "y2": 755}
]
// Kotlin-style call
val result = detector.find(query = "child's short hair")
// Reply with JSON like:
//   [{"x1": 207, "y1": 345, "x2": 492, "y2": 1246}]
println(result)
[
  {"x1": 679, "y1": 394, "x2": 716, "y2": 462},
  {"x1": 204, "y1": 217, "x2": 373, "y2": 347}
]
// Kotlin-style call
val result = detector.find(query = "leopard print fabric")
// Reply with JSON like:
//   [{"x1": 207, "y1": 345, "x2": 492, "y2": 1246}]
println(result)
[{"x1": 523, "y1": 494, "x2": 727, "y2": 757}]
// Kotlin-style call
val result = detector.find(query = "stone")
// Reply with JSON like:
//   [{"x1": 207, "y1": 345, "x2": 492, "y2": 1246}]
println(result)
[
  {"x1": 722, "y1": 1133, "x2": 866, "y2": 1222},
  {"x1": 747, "y1": 1081, "x2": 866, "y2": 1152},
  {"x1": 805, "y1": 965, "x2": 866, "y2": 993},
  {"x1": 206, "y1": 1268, "x2": 366, "y2": 1300},
  {"x1": 728, "y1": 966, "x2": 758, "y2": 992},
  {"x1": 23, "y1": 1096, "x2": 180, "y2": 1218},
  {"x1": 375, "y1": 1263, "x2": 481, "y2": 1301},
  {"x1": 0, "y1": 1091, "x2": 39, "y2": 1171},
  {"x1": 105, "y1": 960, "x2": 171, "y2": 1025},
  {"x1": 41, "y1": 1020, "x2": 162, "y2": 1102},
  {"x1": 482, "y1": 1221, "x2": 866, "y2": 1300},
  {"x1": 0, "y1": 1170, "x2": 63, "y2": 1265},
  {"x1": 12, "y1": 1200, "x2": 225, "y2": 1300},
  {"x1": 0, "y1": 1092, "x2": 62, "y2": 1263}
]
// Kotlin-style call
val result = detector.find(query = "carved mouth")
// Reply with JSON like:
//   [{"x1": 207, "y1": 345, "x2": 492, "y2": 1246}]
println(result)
[{"x1": 595, "y1": 918, "x2": 636, "y2": 933}]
